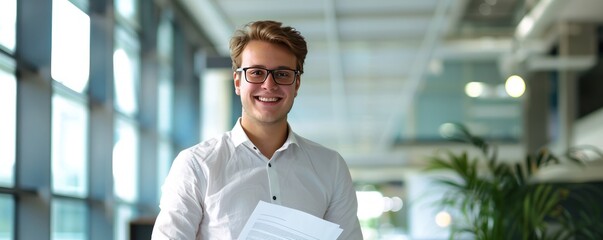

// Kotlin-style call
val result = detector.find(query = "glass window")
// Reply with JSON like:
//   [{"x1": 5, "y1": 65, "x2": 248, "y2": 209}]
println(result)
[
  {"x1": 157, "y1": 15, "x2": 173, "y2": 63},
  {"x1": 115, "y1": 0, "x2": 138, "y2": 27},
  {"x1": 0, "y1": 195, "x2": 14, "y2": 240},
  {"x1": 157, "y1": 15, "x2": 173, "y2": 135},
  {"x1": 114, "y1": 204, "x2": 134, "y2": 240},
  {"x1": 68, "y1": 0, "x2": 88, "y2": 11},
  {"x1": 157, "y1": 75, "x2": 173, "y2": 135},
  {"x1": 51, "y1": 199, "x2": 87, "y2": 240},
  {"x1": 51, "y1": 0, "x2": 90, "y2": 93},
  {"x1": 0, "y1": 56, "x2": 16, "y2": 187},
  {"x1": 0, "y1": 0, "x2": 17, "y2": 52},
  {"x1": 156, "y1": 76, "x2": 173, "y2": 196},
  {"x1": 113, "y1": 116, "x2": 139, "y2": 203},
  {"x1": 156, "y1": 77, "x2": 173, "y2": 199},
  {"x1": 156, "y1": 14, "x2": 174, "y2": 201},
  {"x1": 51, "y1": 90, "x2": 89, "y2": 197},
  {"x1": 113, "y1": 26, "x2": 140, "y2": 116},
  {"x1": 156, "y1": 139, "x2": 172, "y2": 200}
]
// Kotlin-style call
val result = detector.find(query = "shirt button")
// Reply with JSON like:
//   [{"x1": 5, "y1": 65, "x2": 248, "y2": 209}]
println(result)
[
  {"x1": 272, "y1": 196, "x2": 277, "y2": 200},
  {"x1": 253, "y1": 147, "x2": 257, "y2": 150},
  {"x1": 268, "y1": 163, "x2": 272, "y2": 167}
]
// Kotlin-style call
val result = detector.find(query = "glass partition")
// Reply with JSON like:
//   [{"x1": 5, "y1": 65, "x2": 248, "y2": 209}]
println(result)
[
  {"x1": 0, "y1": 0, "x2": 17, "y2": 52},
  {"x1": 51, "y1": 90, "x2": 89, "y2": 197},
  {"x1": 51, "y1": 0, "x2": 90, "y2": 93},
  {"x1": 113, "y1": 116, "x2": 139, "y2": 203},
  {"x1": 113, "y1": 26, "x2": 140, "y2": 116},
  {"x1": 0, "y1": 56, "x2": 16, "y2": 187},
  {"x1": 51, "y1": 199, "x2": 87, "y2": 240},
  {"x1": 0, "y1": 195, "x2": 14, "y2": 240}
]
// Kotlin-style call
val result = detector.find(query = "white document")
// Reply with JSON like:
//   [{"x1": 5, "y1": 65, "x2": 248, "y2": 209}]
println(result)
[{"x1": 237, "y1": 201, "x2": 343, "y2": 240}]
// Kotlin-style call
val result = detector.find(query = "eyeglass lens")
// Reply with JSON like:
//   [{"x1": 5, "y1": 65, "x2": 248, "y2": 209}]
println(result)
[{"x1": 245, "y1": 68, "x2": 296, "y2": 85}]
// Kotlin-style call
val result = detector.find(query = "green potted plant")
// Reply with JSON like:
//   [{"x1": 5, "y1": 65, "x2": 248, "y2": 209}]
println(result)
[{"x1": 425, "y1": 124, "x2": 603, "y2": 240}]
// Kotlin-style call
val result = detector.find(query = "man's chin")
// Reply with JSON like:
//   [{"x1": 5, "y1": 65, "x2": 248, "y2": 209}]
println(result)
[{"x1": 249, "y1": 115, "x2": 287, "y2": 126}]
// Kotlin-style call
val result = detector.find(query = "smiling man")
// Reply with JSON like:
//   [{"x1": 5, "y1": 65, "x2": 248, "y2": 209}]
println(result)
[{"x1": 152, "y1": 20, "x2": 362, "y2": 240}]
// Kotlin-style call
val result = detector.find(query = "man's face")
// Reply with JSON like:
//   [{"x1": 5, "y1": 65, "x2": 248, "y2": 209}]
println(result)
[{"x1": 234, "y1": 40, "x2": 300, "y2": 126}]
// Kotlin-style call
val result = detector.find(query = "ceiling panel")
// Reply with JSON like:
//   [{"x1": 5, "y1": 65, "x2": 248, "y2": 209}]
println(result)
[{"x1": 181, "y1": 0, "x2": 536, "y2": 167}]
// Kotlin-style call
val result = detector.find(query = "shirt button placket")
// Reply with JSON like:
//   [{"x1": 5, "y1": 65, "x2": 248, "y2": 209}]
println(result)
[{"x1": 266, "y1": 160, "x2": 281, "y2": 204}]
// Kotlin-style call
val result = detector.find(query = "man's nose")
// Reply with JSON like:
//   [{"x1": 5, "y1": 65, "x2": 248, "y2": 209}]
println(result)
[{"x1": 262, "y1": 72, "x2": 278, "y2": 89}]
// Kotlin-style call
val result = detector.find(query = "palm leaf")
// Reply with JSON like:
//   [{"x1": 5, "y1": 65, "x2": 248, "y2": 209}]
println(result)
[{"x1": 424, "y1": 124, "x2": 602, "y2": 240}]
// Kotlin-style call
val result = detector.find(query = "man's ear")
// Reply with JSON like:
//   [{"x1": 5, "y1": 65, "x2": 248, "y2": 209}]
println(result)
[
  {"x1": 294, "y1": 76, "x2": 301, "y2": 97},
  {"x1": 234, "y1": 71, "x2": 241, "y2": 96}
]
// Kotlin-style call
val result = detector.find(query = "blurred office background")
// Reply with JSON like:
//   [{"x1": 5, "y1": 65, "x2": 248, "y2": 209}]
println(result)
[{"x1": 1, "y1": 0, "x2": 602, "y2": 239}]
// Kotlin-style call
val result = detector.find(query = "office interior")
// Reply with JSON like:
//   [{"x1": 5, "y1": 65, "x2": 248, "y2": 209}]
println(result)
[{"x1": 1, "y1": 0, "x2": 602, "y2": 239}]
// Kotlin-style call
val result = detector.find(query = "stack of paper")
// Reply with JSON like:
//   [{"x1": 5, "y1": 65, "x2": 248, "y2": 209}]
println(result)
[{"x1": 237, "y1": 201, "x2": 343, "y2": 240}]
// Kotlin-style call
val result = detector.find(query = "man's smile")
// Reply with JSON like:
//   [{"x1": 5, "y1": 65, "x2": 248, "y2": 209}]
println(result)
[{"x1": 256, "y1": 96, "x2": 281, "y2": 102}]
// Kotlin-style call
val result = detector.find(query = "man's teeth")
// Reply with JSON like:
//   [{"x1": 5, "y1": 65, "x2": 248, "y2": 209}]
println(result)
[{"x1": 258, "y1": 97, "x2": 278, "y2": 102}]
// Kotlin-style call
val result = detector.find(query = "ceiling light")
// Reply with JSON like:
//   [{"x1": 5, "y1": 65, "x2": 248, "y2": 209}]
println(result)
[
  {"x1": 382, "y1": 197, "x2": 392, "y2": 212},
  {"x1": 465, "y1": 82, "x2": 485, "y2": 98},
  {"x1": 435, "y1": 211, "x2": 452, "y2": 228},
  {"x1": 439, "y1": 123, "x2": 458, "y2": 139},
  {"x1": 356, "y1": 191, "x2": 384, "y2": 220},
  {"x1": 390, "y1": 196, "x2": 403, "y2": 212},
  {"x1": 505, "y1": 75, "x2": 526, "y2": 98}
]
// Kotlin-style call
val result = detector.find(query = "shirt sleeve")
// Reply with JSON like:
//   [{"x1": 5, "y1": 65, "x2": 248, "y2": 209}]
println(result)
[
  {"x1": 324, "y1": 154, "x2": 363, "y2": 240},
  {"x1": 152, "y1": 149, "x2": 206, "y2": 239}
]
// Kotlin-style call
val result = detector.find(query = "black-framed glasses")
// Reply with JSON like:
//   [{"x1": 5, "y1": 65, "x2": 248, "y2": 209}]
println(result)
[{"x1": 236, "y1": 67, "x2": 300, "y2": 85}]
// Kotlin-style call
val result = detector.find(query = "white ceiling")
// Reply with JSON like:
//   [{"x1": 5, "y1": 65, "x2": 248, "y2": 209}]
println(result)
[{"x1": 179, "y1": 0, "x2": 603, "y2": 169}]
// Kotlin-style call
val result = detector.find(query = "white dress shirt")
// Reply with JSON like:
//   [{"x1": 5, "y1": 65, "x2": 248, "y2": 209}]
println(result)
[{"x1": 152, "y1": 120, "x2": 363, "y2": 239}]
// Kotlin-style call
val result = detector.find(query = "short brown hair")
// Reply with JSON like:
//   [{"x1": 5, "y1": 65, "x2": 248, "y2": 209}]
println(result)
[{"x1": 229, "y1": 20, "x2": 308, "y2": 73}]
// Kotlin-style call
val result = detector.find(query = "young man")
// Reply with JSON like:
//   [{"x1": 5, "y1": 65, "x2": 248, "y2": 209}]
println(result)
[{"x1": 152, "y1": 20, "x2": 362, "y2": 239}]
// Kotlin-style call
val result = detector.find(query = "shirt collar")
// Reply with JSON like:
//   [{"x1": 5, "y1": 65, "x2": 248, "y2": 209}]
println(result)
[
  {"x1": 230, "y1": 118, "x2": 250, "y2": 148},
  {"x1": 230, "y1": 118, "x2": 299, "y2": 149}
]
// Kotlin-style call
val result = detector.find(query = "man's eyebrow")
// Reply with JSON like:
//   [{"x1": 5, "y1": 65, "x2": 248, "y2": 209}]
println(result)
[
  {"x1": 247, "y1": 65, "x2": 296, "y2": 70},
  {"x1": 275, "y1": 66, "x2": 296, "y2": 70}
]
